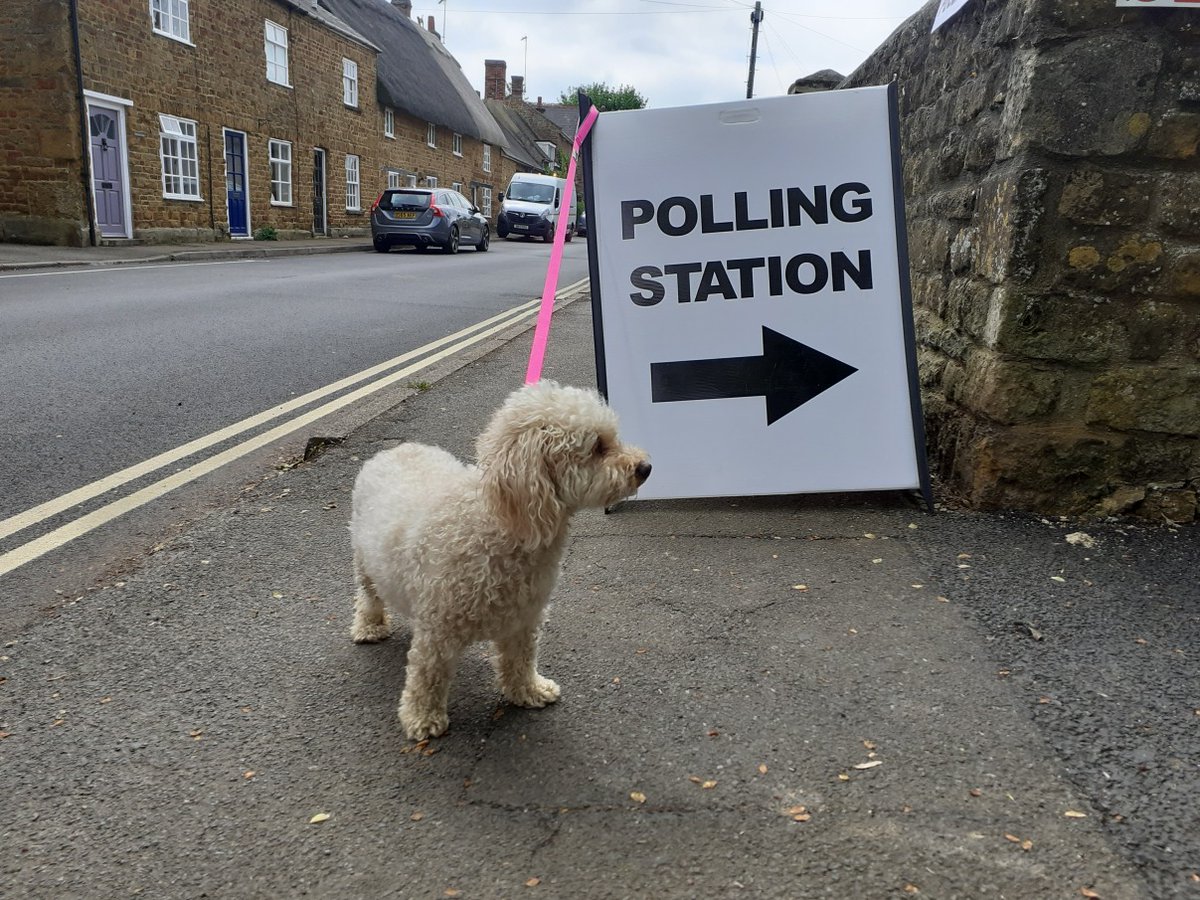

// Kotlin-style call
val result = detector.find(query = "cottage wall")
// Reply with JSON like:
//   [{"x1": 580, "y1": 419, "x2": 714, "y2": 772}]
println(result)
[
  {"x1": 0, "y1": 0, "x2": 87, "y2": 245},
  {"x1": 845, "y1": 0, "x2": 1200, "y2": 520}
]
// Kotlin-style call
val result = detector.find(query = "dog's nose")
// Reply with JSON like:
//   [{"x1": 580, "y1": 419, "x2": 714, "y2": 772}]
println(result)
[{"x1": 634, "y1": 461, "x2": 652, "y2": 484}]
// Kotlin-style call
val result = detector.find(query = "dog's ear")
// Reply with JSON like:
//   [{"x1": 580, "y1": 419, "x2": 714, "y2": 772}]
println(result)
[{"x1": 478, "y1": 425, "x2": 565, "y2": 548}]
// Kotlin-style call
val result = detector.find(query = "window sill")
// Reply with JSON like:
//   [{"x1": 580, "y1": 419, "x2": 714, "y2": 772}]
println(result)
[
  {"x1": 270, "y1": 200, "x2": 294, "y2": 207},
  {"x1": 268, "y1": 79, "x2": 293, "y2": 90},
  {"x1": 152, "y1": 30, "x2": 196, "y2": 48},
  {"x1": 163, "y1": 194, "x2": 204, "y2": 202}
]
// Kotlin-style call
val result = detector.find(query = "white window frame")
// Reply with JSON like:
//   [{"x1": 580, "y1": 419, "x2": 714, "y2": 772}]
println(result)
[
  {"x1": 158, "y1": 114, "x2": 201, "y2": 200},
  {"x1": 265, "y1": 20, "x2": 290, "y2": 87},
  {"x1": 425, "y1": 175, "x2": 437, "y2": 189},
  {"x1": 387, "y1": 171, "x2": 402, "y2": 189},
  {"x1": 404, "y1": 174, "x2": 417, "y2": 188},
  {"x1": 342, "y1": 58, "x2": 358, "y2": 108},
  {"x1": 384, "y1": 107, "x2": 394, "y2": 138},
  {"x1": 268, "y1": 139, "x2": 292, "y2": 206},
  {"x1": 150, "y1": 0, "x2": 191, "y2": 44},
  {"x1": 481, "y1": 186, "x2": 492, "y2": 218},
  {"x1": 426, "y1": 123, "x2": 436, "y2": 148},
  {"x1": 345, "y1": 154, "x2": 360, "y2": 211},
  {"x1": 482, "y1": 143, "x2": 492, "y2": 174},
  {"x1": 452, "y1": 133, "x2": 463, "y2": 156},
  {"x1": 452, "y1": 182, "x2": 463, "y2": 194}
]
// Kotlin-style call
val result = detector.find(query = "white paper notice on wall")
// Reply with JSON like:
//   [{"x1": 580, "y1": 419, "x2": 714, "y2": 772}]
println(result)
[
  {"x1": 580, "y1": 85, "x2": 933, "y2": 506},
  {"x1": 932, "y1": 0, "x2": 972, "y2": 31}
]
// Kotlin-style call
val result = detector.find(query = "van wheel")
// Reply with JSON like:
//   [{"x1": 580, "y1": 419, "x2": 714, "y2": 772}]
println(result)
[
  {"x1": 542, "y1": 228, "x2": 553, "y2": 244},
  {"x1": 564, "y1": 227, "x2": 573, "y2": 243}
]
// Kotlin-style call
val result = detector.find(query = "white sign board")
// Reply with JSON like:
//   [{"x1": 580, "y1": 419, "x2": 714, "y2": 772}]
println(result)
[
  {"x1": 932, "y1": 0, "x2": 972, "y2": 31},
  {"x1": 583, "y1": 86, "x2": 930, "y2": 503}
]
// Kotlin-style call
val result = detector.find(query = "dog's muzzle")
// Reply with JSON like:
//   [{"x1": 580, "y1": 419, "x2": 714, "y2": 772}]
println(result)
[{"x1": 634, "y1": 461, "x2": 652, "y2": 485}]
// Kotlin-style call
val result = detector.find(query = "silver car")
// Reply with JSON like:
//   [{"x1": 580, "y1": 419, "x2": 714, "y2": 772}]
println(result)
[{"x1": 370, "y1": 188, "x2": 490, "y2": 253}]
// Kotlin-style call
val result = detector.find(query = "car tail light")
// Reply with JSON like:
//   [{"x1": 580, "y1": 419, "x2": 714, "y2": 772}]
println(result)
[
  {"x1": 370, "y1": 192, "x2": 384, "y2": 213},
  {"x1": 430, "y1": 204, "x2": 444, "y2": 218}
]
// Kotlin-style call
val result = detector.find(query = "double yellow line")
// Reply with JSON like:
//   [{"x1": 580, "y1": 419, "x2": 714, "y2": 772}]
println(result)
[{"x1": 0, "y1": 282, "x2": 583, "y2": 578}]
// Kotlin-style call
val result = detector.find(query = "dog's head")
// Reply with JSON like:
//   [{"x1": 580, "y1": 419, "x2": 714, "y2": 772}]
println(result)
[{"x1": 476, "y1": 381, "x2": 651, "y2": 547}]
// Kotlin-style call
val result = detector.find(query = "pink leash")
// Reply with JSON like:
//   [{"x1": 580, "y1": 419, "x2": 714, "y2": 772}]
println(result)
[{"x1": 524, "y1": 105, "x2": 600, "y2": 385}]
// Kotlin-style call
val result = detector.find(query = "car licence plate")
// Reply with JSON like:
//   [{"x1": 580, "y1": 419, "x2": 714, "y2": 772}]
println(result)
[
  {"x1": 394, "y1": 211, "x2": 417, "y2": 219},
  {"x1": 513, "y1": 224, "x2": 527, "y2": 231}
]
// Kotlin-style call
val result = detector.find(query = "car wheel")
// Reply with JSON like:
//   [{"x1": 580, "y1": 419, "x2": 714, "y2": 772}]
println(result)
[
  {"x1": 444, "y1": 226, "x2": 460, "y2": 254},
  {"x1": 373, "y1": 237, "x2": 390, "y2": 253},
  {"x1": 475, "y1": 225, "x2": 490, "y2": 252},
  {"x1": 564, "y1": 227, "x2": 573, "y2": 243}
]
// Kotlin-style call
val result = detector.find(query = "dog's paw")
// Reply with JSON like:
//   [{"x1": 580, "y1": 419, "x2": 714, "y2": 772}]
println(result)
[
  {"x1": 399, "y1": 704, "x2": 449, "y2": 741},
  {"x1": 350, "y1": 617, "x2": 392, "y2": 644},
  {"x1": 504, "y1": 675, "x2": 561, "y2": 709}
]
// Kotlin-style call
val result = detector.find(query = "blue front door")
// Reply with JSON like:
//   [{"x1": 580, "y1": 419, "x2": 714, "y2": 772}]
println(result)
[
  {"x1": 89, "y1": 106, "x2": 126, "y2": 237},
  {"x1": 224, "y1": 131, "x2": 248, "y2": 237}
]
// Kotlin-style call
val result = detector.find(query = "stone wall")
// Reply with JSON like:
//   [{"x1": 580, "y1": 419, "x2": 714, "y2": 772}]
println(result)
[
  {"x1": 0, "y1": 0, "x2": 87, "y2": 245},
  {"x1": 845, "y1": 0, "x2": 1200, "y2": 521}
]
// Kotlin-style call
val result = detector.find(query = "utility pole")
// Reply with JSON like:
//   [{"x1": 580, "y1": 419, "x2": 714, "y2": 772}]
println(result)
[{"x1": 746, "y1": 1, "x2": 763, "y2": 99}]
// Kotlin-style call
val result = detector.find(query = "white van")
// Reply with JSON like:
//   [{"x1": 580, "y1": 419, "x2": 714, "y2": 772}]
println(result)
[{"x1": 496, "y1": 172, "x2": 576, "y2": 242}]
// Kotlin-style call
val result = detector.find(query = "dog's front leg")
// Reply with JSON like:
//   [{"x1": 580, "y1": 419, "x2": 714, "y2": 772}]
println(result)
[
  {"x1": 398, "y1": 634, "x2": 462, "y2": 740},
  {"x1": 494, "y1": 628, "x2": 561, "y2": 708}
]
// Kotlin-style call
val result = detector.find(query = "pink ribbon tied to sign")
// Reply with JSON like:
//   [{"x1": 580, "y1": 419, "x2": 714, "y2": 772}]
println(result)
[{"x1": 524, "y1": 104, "x2": 600, "y2": 385}]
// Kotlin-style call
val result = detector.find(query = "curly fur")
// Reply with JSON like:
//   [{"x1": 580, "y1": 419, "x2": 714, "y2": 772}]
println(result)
[{"x1": 349, "y1": 381, "x2": 650, "y2": 740}]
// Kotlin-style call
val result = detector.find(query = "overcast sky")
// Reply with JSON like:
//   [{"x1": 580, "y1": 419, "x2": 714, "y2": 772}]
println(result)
[{"x1": 411, "y1": 1, "x2": 931, "y2": 110}]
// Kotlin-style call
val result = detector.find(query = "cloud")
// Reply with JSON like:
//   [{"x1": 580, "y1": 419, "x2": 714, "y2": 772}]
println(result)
[{"x1": 413, "y1": 0, "x2": 929, "y2": 109}]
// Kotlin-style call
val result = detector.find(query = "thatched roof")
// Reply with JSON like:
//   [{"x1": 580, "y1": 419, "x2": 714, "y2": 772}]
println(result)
[
  {"x1": 278, "y1": 0, "x2": 377, "y2": 50},
  {"x1": 316, "y1": 0, "x2": 506, "y2": 145}
]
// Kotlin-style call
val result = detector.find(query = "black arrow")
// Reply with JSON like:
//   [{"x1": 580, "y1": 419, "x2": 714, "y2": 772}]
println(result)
[{"x1": 650, "y1": 326, "x2": 858, "y2": 425}]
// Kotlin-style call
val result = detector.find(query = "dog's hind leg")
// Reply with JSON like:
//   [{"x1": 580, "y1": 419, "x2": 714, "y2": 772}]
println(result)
[
  {"x1": 350, "y1": 555, "x2": 392, "y2": 644},
  {"x1": 493, "y1": 628, "x2": 561, "y2": 708},
  {"x1": 398, "y1": 633, "x2": 461, "y2": 740}
]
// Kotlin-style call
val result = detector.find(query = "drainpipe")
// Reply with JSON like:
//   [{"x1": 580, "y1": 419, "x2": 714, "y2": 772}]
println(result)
[{"x1": 68, "y1": 0, "x2": 97, "y2": 246}]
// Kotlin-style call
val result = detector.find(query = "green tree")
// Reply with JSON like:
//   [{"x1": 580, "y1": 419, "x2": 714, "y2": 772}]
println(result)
[{"x1": 559, "y1": 82, "x2": 648, "y2": 111}]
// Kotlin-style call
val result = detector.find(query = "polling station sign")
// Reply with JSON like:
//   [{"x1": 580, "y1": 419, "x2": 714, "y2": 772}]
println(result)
[{"x1": 580, "y1": 84, "x2": 932, "y2": 505}]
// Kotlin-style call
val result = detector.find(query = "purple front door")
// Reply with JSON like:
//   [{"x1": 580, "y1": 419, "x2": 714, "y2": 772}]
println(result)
[{"x1": 89, "y1": 107, "x2": 126, "y2": 237}]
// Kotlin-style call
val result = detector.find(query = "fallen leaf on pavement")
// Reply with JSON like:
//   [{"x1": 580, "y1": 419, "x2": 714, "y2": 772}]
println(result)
[
  {"x1": 758, "y1": 764, "x2": 768, "y2": 775},
  {"x1": 1004, "y1": 834, "x2": 1021, "y2": 843},
  {"x1": 853, "y1": 760, "x2": 883, "y2": 770},
  {"x1": 525, "y1": 877, "x2": 541, "y2": 887},
  {"x1": 786, "y1": 805, "x2": 807, "y2": 815},
  {"x1": 792, "y1": 813, "x2": 812, "y2": 822},
  {"x1": 1064, "y1": 810, "x2": 1088, "y2": 818},
  {"x1": 792, "y1": 584, "x2": 809, "y2": 592},
  {"x1": 1080, "y1": 889, "x2": 1101, "y2": 899},
  {"x1": 630, "y1": 791, "x2": 646, "y2": 804},
  {"x1": 969, "y1": 788, "x2": 982, "y2": 797},
  {"x1": 904, "y1": 885, "x2": 919, "y2": 894},
  {"x1": 243, "y1": 771, "x2": 256, "y2": 779},
  {"x1": 309, "y1": 813, "x2": 330, "y2": 824},
  {"x1": 837, "y1": 773, "x2": 850, "y2": 781},
  {"x1": 444, "y1": 890, "x2": 462, "y2": 898},
  {"x1": 702, "y1": 780, "x2": 717, "y2": 789},
  {"x1": 688, "y1": 776, "x2": 703, "y2": 784},
  {"x1": 410, "y1": 811, "x2": 424, "y2": 821},
  {"x1": 1050, "y1": 576, "x2": 1066, "y2": 583}
]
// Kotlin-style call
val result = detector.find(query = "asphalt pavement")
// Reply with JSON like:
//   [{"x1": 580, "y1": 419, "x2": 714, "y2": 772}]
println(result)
[{"x1": 1, "y1": 242, "x2": 1198, "y2": 898}]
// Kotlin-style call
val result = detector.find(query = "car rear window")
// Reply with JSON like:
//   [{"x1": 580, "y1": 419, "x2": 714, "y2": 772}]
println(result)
[{"x1": 382, "y1": 190, "x2": 432, "y2": 210}]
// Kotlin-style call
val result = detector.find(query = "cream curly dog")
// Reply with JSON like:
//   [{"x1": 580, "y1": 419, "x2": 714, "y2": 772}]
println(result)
[{"x1": 350, "y1": 381, "x2": 651, "y2": 741}]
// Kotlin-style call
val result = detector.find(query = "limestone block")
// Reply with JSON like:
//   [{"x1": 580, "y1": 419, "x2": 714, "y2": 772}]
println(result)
[
  {"x1": 1158, "y1": 175, "x2": 1200, "y2": 239},
  {"x1": 1087, "y1": 366, "x2": 1200, "y2": 435},
  {"x1": 1060, "y1": 234, "x2": 1166, "y2": 294},
  {"x1": 1170, "y1": 253, "x2": 1200, "y2": 299},
  {"x1": 984, "y1": 287, "x2": 1124, "y2": 363},
  {"x1": 1008, "y1": 33, "x2": 1163, "y2": 157},
  {"x1": 1057, "y1": 167, "x2": 1152, "y2": 226},
  {"x1": 1139, "y1": 485, "x2": 1198, "y2": 523},
  {"x1": 957, "y1": 351, "x2": 1064, "y2": 423},
  {"x1": 1147, "y1": 112, "x2": 1200, "y2": 160},
  {"x1": 1127, "y1": 301, "x2": 1182, "y2": 361},
  {"x1": 973, "y1": 168, "x2": 1049, "y2": 284}
]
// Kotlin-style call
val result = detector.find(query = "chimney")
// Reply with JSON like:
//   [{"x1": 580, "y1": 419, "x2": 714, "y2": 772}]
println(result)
[
  {"x1": 426, "y1": 14, "x2": 437, "y2": 36},
  {"x1": 392, "y1": 0, "x2": 412, "y2": 17},
  {"x1": 536, "y1": 96, "x2": 546, "y2": 112},
  {"x1": 511, "y1": 75, "x2": 524, "y2": 102},
  {"x1": 484, "y1": 59, "x2": 507, "y2": 101}
]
